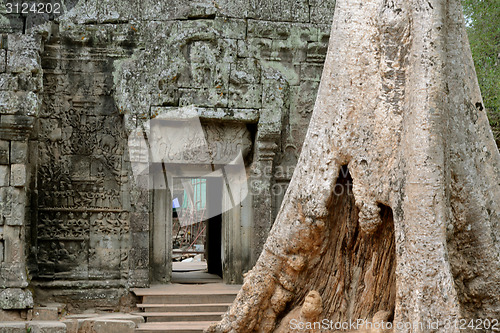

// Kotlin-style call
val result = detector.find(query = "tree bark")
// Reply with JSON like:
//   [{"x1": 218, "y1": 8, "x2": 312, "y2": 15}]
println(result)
[{"x1": 207, "y1": 0, "x2": 500, "y2": 332}]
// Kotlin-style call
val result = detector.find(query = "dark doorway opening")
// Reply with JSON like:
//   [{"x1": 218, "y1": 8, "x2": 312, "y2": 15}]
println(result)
[{"x1": 206, "y1": 177, "x2": 222, "y2": 277}]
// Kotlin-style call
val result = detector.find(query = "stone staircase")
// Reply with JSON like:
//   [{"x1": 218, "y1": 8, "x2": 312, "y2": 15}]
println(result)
[{"x1": 132, "y1": 284, "x2": 241, "y2": 333}]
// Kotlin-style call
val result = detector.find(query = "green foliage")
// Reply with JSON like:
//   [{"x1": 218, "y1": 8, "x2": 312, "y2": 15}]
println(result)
[{"x1": 462, "y1": 0, "x2": 500, "y2": 147}]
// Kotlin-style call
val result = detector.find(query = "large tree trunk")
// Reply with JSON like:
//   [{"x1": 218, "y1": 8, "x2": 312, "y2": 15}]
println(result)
[{"x1": 207, "y1": 0, "x2": 500, "y2": 332}]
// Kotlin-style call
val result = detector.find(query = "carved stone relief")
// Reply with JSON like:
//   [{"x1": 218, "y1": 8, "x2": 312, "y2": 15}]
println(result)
[
  {"x1": 147, "y1": 116, "x2": 252, "y2": 165},
  {"x1": 35, "y1": 42, "x2": 131, "y2": 281}
]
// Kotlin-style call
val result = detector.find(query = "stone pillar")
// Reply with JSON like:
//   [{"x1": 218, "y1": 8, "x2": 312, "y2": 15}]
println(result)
[
  {"x1": 124, "y1": 123, "x2": 151, "y2": 288},
  {"x1": 249, "y1": 70, "x2": 289, "y2": 263},
  {"x1": 0, "y1": 33, "x2": 42, "y2": 309}
]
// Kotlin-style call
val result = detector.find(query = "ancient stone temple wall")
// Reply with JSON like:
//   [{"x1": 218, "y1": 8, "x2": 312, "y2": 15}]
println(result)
[
  {"x1": 0, "y1": 0, "x2": 336, "y2": 308},
  {"x1": 26, "y1": 25, "x2": 149, "y2": 307},
  {"x1": 0, "y1": 32, "x2": 42, "y2": 309}
]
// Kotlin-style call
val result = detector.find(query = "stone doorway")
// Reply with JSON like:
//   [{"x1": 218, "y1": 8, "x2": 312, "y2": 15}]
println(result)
[
  {"x1": 171, "y1": 177, "x2": 223, "y2": 281},
  {"x1": 151, "y1": 168, "x2": 225, "y2": 284}
]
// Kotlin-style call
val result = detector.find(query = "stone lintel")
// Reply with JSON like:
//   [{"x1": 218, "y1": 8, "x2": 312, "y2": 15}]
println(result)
[{"x1": 150, "y1": 106, "x2": 259, "y2": 123}]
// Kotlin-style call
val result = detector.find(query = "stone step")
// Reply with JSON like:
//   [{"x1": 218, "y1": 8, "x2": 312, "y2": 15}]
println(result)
[
  {"x1": 63, "y1": 313, "x2": 145, "y2": 333},
  {"x1": 133, "y1": 284, "x2": 240, "y2": 333},
  {"x1": 136, "y1": 321, "x2": 217, "y2": 333},
  {"x1": 31, "y1": 306, "x2": 60, "y2": 321},
  {"x1": 131, "y1": 284, "x2": 241, "y2": 297},
  {"x1": 136, "y1": 311, "x2": 224, "y2": 322},
  {"x1": 137, "y1": 303, "x2": 231, "y2": 312},
  {"x1": 132, "y1": 284, "x2": 240, "y2": 305},
  {"x1": 0, "y1": 321, "x2": 67, "y2": 333},
  {"x1": 141, "y1": 294, "x2": 236, "y2": 304}
]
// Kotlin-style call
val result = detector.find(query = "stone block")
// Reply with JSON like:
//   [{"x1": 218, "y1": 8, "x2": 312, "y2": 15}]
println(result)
[
  {"x1": 129, "y1": 211, "x2": 149, "y2": 232},
  {"x1": 2, "y1": 115, "x2": 36, "y2": 128},
  {"x1": 178, "y1": 88, "x2": 228, "y2": 108},
  {"x1": 317, "y1": 24, "x2": 332, "y2": 44},
  {"x1": 214, "y1": 17, "x2": 247, "y2": 40},
  {"x1": 300, "y1": 63, "x2": 324, "y2": 81},
  {"x1": 237, "y1": 38, "x2": 272, "y2": 59},
  {"x1": 10, "y1": 164, "x2": 26, "y2": 187},
  {"x1": 230, "y1": 58, "x2": 261, "y2": 85},
  {"x1": 62, "y1": 315, "x2": 99, "y2": 333},
  {"x1": 27, "y1": 321, "x2": 67, "y2": 333},
  {"x1": 32, "y1": 306, "x2": 59, "y2": 321},
  {"x1": 260, "y1": 108, "x2": 283, "y2": 131},
  {"x1": 91, "y1": 319, "x2": 135, "y2": 333},
  {"x1": 228, "y1": 84, "x2": 262, "y2": 109},
  {"x1": 0, "y1": 13, "x2": 23, "y2": 33},
  {"x1": 0, "y1": 241, "x2": 3, "y2": 263},
  {"x1": 138, "y1": 0, "x2": 213, "y2": 20},
  {"x1": 0, "y1": 165, "x2": 9, "y2": 186},
  {"x1": 0, "y1": 74, "x2": 18, "y2": 91},
  {"x1": 310, "y1": 0, "x2": 336, "y2": 24},
  {"x1": 5, "y1": 188, "x2": 25, "y2": 225},
  {"x1": 95, "y1": 0, "x2": 132, "y2": 23},
  {"x1": 0, "y1": 263, "x2": 29, "y2": 288},
  {"x1": 306, "y1": 42, "x2": 328, "y2": 63},
  {"x1": 39, "y1": 302, "x2": 66, "y2": 314},
  {"x1": 97, "y1": 313, "x2": 144, "y2": 325},
  {"x1": 0, "y1": 309, "x2": 23, "y2": 321},
  {"x1": 0, "y1": 140, "x2": 9, "y2": 164},
  {"x1": 0, "y1": 91, "x2": 17, "y2": 115},
  {"x1": 250, "y1": 0, "x2": 309, "y2": 23},
  {"x1": 215, "y1": 0, "x2": 251, "y2": 18},
  {"x1": 290, "y1": 24, "x2": 319, "y2": 42},
  {"x1": 219, "y1": 39, "x2": 238, "y2": 65},
  {"x1": 176, "y1": 20, "x2": 218, "y2": 42},
  {"x1": 0, "y1": 187, "x2": 13, "y2": 217},
  {"x1": 262, "y1": 70, "x2": 289, "y2": 110},
  {"x1": 0, "y1": 288, "x2": 33, "y2": 309},
  {"x1": 0, "y1": 322, "x2": 26, "y2": 333},
  {"x1": 16, "y1": 72, "x2": 43, "y2": 92},
  {"x1": 0, "y1": 91, "x2": 39, "y2": 116},
  {"x1": 130, "y1": 231, "x2": 149, "y2": 250},
  {"x1": 6, "y1": 48, "x2": 41, "y2": 74},
  {"x1": 290, "y1": 80, "x2": 320, "y2": 120},
  {"x1": 127, "y1": 268, "x2": 149, "y2": 287},
  {"x1": 247, "y1": 20, "x2": 292, "y2": 40},
  {"x1": 10, "y1": 141, "x2": 28, "y2": 164},
  {"x1": 61, "y1": 319, "x2": 77, "y2": 333},
  {"x1": 63, "y1": 314, "x2": 99, "y2": 320},
  {"x1": 6, "y1": 33, "x2": 41, "y2": 52},
  {"x1": 261, "y1": 61, "x2": 300, "y2": 86},
  {"x1": 271, "y1": 39, "x2": 307, "y2": 62},
  {"x1": 129, "y1": 247, "x2": 149, "y2": 270},
  {"x1": 0, "y1": 50, "x2": 5, "y2": 73},
  {"x1": 155, "y1": 87, "x2": 179, "y2": 108}
]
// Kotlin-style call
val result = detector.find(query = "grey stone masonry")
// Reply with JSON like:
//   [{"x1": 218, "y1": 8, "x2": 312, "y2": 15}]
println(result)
[{"x1": 0, "y1": 30, "x2": 42, "y2": 309}]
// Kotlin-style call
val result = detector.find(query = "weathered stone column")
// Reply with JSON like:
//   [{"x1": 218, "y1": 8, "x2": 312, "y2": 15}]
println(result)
[
  {"x1": 249, "y1": 70, "x2": 289, "y2": 264},
  {"x1": 0, "y1": 32, "x2": 42, "y2": 310}
]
